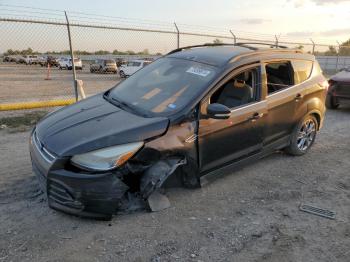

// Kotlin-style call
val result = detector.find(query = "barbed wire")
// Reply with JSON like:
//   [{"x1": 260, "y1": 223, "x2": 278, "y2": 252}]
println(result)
[{"x1": 1, "y1": 4, "x2": 350, "y2": 50}]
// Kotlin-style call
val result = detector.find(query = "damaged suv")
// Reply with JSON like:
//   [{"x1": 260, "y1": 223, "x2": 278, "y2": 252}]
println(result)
[{"x1": 30, "y1": 43, "x2": 328, "y2": 219}]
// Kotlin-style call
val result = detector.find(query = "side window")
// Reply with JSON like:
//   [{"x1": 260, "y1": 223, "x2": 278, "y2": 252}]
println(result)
[
  {"x1": 210, "y1": 67, "x2": 260, "y2": 109},
  {"x1": 134, "y1": 62, "x2": 141, "y2": 67},
  {"x1": 292, "y1": 60, "x2": 313, "y2": 84},
  {"x1": 266, "y1": 61, "x2": 294, "y2": 94}
]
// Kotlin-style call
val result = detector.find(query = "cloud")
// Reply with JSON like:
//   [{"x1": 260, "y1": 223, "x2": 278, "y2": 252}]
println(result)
[
  {"x1": 288, "y1": 0, "x2": 350, "y2": 7},
  {"x1": 312, "y1": 0, "x2": 350, "y2": 5},
  {"x1": 239, "y1": 18, "x2": 271, "y2": 25}
]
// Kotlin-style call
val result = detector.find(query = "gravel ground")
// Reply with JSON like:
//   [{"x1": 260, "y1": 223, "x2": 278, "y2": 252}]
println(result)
[
  {"x1": 0, "y1": 108, "x2": 350, "y2": 262},
  {"x1": 0, "y1": 63, "x2": 120, "y2": 103}
]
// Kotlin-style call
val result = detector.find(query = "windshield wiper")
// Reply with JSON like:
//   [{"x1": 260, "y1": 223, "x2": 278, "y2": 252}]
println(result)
[{"x1": 109, "y1": 96, "x2": 148, "y2": 117}]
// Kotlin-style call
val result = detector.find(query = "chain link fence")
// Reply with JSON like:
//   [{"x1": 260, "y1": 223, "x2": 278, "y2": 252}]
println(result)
[{"x1": 1, "y1": 5, "x2": 350, "y2": 110}]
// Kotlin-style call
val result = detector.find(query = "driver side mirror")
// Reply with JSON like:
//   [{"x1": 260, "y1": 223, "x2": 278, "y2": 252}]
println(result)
[{"x1": 207, "y1": 103, "x2": 231, "y2": 119}]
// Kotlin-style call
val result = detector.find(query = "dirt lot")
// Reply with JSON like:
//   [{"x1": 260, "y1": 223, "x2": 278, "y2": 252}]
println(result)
[
  {"x1": 0, "y1": 62, "x2": 121, "y2": 103},
  {"x1": 0, "y1": 107, "x2": 350, "y2": 262}
]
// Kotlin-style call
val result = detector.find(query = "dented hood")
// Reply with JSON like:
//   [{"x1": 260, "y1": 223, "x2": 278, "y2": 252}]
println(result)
[{"x1": 35, "y1": 94, "x2": 169, "y2": 156}]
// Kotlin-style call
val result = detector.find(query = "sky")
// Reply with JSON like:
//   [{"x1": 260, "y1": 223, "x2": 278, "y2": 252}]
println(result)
[{"x1": 1, "y1": 0, "x2": 350, "y2": 53}]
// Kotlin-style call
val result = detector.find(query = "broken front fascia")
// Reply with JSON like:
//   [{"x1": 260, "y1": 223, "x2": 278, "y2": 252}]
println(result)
[{"x1": 120, "y1": 120, "x2": 200, "y2": 213}]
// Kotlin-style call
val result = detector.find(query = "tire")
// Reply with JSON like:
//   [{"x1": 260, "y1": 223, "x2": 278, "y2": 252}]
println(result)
[
  {"x1": 119, "y1": 71, "x2": 125, "y2": 78},
  {"x1": 325, "y1": 94, "x2": 339, "y2": 109},
  {"x1": 59, "y1": 66, "x2": 62, "y2": 70},
  {"x1": 90, "y1": 68, "x2": 94, "y2": 73},
  {"x1": 285, "y1": 115, "x2": 318, "y2": 156}
]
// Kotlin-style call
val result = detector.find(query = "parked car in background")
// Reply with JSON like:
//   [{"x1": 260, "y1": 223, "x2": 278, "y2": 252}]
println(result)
[
  {"x1": 119, "y1": 59, "x2": 152, "y2": 78},
  {"x1": 37, "y1": 56, "x2": 47, "y2": 66},
  {"x1": 30, "y1": 43, "x2": 327, "y2": 219},
  {"x1": 326, "y1": 67, "x2": 350, "y2": 109},
  {"x1": 90, "y1": 59, "x2": 118, "y2": 73},
  {"x1": 58, "y1": 57, "x2": 83, "y2": 70},
  {"x1": 3, "y1": 56, "x2": 11, "y2": 62},
  {"x1": 23, "y1": 55, "x2": 39, "y2": 65},
  {"x1": 8, "y1": 56, "x2": 17, "y2": 62},
  {"x1": 38, "y1": 56, "x2": 59, "y2": 67},
  {"x1": 115, "y1": 58, "x2": 127, "y2": 67}
]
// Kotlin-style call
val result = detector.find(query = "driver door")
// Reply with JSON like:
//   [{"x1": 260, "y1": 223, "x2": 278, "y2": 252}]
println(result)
[{"x1": 198, "y1": 65, "x2": 267, "y2": 172}]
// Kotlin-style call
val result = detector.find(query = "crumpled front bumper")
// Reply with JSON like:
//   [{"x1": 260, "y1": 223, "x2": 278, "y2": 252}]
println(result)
[{"x1": 29, "y1": 133, "x2": 129, "y2": 219}]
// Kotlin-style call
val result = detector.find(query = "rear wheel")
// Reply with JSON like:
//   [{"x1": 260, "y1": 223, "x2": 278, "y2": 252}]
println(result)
[
  {"x1": 325, "y1": 95, "x2": 339, "y2": 109},
  {"x1": 285, "y1": 115, "x2": 318, "y2": 156}
]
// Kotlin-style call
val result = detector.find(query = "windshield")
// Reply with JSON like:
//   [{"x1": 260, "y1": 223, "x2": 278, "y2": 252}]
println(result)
[{"x1": 109, "y1": 57, "x2": 219, "y2": 115}]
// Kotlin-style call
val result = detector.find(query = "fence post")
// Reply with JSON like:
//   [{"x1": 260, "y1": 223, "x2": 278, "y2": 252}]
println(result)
[
  {"x1": 310, "y1": 38, "x2": 315, "y2": 55},
  {"x1": 64, "y1": 11, "x2": 78, "y2": 101},
  {"x1": 275, "y1": 35, "x2": 279, "y2": 48},
  {"x1": 174, "y1": 22, "x2": 180, "y2": 49},
  {"x1": 336, "y1": 40, "x2": 340, "y2": 72},
  {"x1": 229, "y1": 30, "x2": 237, "y2": 44}
]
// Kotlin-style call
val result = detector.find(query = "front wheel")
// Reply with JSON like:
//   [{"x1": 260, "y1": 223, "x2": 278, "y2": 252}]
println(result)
[
  {"x1": 285, "y1": 115, "x2": 318, "y2": 156},
  {"x1": 119, "y1": 70, "x2": 125, "y2": 78},
  {"x1": 325, "y1": 95, "x2": 339, "y2": 109}
]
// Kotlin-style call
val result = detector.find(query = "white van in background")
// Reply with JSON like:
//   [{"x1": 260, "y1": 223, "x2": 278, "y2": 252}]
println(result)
[
  {"x1": 23, "y1": 55, "x2": 39, "y2": 65},
  {"x1": 119, "y1": 60, "x2": 152, "y2": 78},
  {"x1": 58, "y1": 57, "x2": 83, "y2": 70}
]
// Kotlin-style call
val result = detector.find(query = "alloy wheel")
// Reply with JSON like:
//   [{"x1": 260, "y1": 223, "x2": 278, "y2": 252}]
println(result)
[{"x1": 297, "y1": 119, "x2": 316, "y2": 151}]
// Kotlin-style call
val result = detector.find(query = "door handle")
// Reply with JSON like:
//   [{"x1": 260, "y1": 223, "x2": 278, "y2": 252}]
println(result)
[
  {"x1": 295, "y1": 93, "x2": 303, "y2": 101},
  {"x1": 248, "y1": 112, "x2": 263, "y2": 121}
]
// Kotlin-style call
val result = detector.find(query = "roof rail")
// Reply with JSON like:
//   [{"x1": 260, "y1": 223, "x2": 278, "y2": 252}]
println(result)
[
  {"x1": 166, "y1": 43, "x2": 236, "y2": 55},
  {"x1": 234, "y1": 42, "x2": 288, "y2": 50},
  {"x1": 166, "y1": 42, "x2": 296, "y2": 55}
]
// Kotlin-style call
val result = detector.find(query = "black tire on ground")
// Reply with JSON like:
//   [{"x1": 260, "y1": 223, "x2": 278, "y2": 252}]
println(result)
[
  {"x1": 119, "y1": 71, "x2": 125, "y2": 78},
  {"x1": 285, "y1": 114, "x2": 318, "y2": 156},
  {"x1": 325, "y1": 95, "x2": 339, "y2": 109}
]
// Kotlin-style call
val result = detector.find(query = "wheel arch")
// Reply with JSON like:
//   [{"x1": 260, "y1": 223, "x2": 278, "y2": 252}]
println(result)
[
  {"x1": 306, "y1": 109, "x2": 322, "y2": 131},
  {"x1": 305, "y1": 97, "x2": 325, "y2": 130}
]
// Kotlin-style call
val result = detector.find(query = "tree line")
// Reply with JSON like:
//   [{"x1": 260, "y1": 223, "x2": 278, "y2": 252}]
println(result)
[{"x1": 4, "y1": 48, "x2": 162, "y2": 56}]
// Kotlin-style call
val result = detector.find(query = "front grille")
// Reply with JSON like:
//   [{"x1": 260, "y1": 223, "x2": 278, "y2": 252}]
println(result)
[{"x1": 47, "y1": 179, "x2": 83, "y2": 210}]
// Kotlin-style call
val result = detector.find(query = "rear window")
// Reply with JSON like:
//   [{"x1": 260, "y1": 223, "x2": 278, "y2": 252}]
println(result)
[
  {"x1": 292, "y1": 60, "x2": 313, "y2": 84},
  {"x1": 266, "y1": 61, "x2": 294, "y2": 95}
]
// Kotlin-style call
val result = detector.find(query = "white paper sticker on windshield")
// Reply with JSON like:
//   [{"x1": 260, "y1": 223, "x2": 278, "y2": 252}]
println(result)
[{"x1": 186, "y1": 67, "x2": 211, "y2": 77}]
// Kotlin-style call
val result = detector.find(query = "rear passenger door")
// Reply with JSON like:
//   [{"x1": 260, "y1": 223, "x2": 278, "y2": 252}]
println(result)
[
  {"x1": 263, "y1": 61, "x2": 298, "y2": 146},
  {"x1": 263, "y1": 60, "x2": 313, "y2": 146}
]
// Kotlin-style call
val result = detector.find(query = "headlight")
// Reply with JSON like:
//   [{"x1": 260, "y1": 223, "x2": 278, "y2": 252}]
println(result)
[{"x1": 71, "y1": 142, "x2": 143, "y2": 171}]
